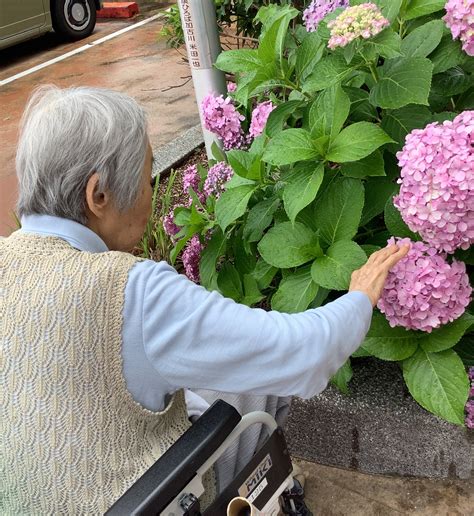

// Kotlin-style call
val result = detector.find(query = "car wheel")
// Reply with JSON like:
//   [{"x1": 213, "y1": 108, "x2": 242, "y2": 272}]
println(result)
[{"x1": 51, "y1": 0, "x2": 97, "y2": 40}]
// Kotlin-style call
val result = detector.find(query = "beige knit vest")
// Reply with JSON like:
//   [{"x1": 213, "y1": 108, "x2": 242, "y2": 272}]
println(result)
[{"x1": 0, "y1": 232, "x2": 194, "y2": 514}]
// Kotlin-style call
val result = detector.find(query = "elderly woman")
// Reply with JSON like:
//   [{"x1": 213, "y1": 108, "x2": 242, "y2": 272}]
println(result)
[{"x1": 0, "y1": 86, "x2": 408, "y2": 513}]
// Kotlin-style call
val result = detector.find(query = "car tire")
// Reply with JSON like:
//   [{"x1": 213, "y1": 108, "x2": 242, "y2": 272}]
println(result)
[{"x1": 51, "y1": 0, "x2": 97, "y2": 40}]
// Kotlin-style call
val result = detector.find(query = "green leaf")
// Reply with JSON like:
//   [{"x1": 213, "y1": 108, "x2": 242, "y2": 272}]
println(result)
[
  {"x1": 199, "y1": 228, "x2": 226, "y2": 289},
  {"x1": 381, "y1": 105, "x2": 432, "y2": 153},
  {"x1": 377, "y1": 0, "x2": 402, "y2": 22},
  {"x1": 283, "y1": 162, "x2": 324, "y2": 224},
  {"x1": 344, "y1": 87, "x2": 378, "y2": 122},
  {"x1": 258, "y1": 222, "x2": 320, "y2": 268},
  {"x1": 341, "y1": 150, "x2": 385, "y2": 179},
  {"x1": 271, "y1": 266, "x2": 319, "y2": 313},
  {"x1": 360, "y1": 177, "x2": 396, "y2": 225},
  {"x1": 227, "y1": 150, "x2": 261, "y2": 181},
  {"x1": 432, "y1": 66, "x2": 473, "y2": 97},
  {"x1": 327, "y1": 122, "x2": 394, "y2": 163},
  {"x1": 314, "y1": 177, "x2": 365, "y2": 245},
  {"x1": 218, "y1": 263, "x2": 243, "y2": 301},
  {"x1": 211, "y1": 142, "x2": 227, "y2": 163},
  {"x1": 401, "y1": 20, "x2": 444, "y2": 58},
  {"x1": 453, "y1": 333, "x2": 474, "y2": 366},
  {"x1": 263, "y1": 129, "x2": 320, "y2": 166},
  {"x1": 252, "y1": 259, "x2": 277, "y2": 290},
  {"x1": 309, "y1": 84, "x2": 351, "y2": 140},
  {"x1": 369, "y1": 57, "x2": 433, "y2": 109},
  {"x1": 215, "y1": 49, "x2": 261, "y2": 73},
  {"x1": 215, "y1": 185, "x2": 256, "y2": 231},
  {"x1": 311, "y1": 240, "x2": 367, "y2": 290},
  {"x1": 241, "y1": 274, "x2": 264, "y2": 306},
  {"x1": 296, "y1": 32, "x2": 325, "y2": 81},
  {"x1": 403, "y1": 348, "x2": 469, "y2": 425},
  {"x1": 265, "y1": 100, "x2": 302, "y2": 138},
  {"x1": 364, "y1": 28, "x2": 402, "y2": 59},
  {"x1": 420, "y1": 314, "x2": 474, "y2": 353},
  {"x1": 360, "y1": 311, "x2": 419, "y2": 361},
  {"x1": 303, "y1": 55, "x2": 359, "y2": 93},
  {"x1": 384, "y1": 196, "x2": 420, "y2": 239},
  {"x1": 330, "y1": 360, "x2": 353, "y2": 395},
  {"x1": 429, "y1": 35, "x2": 464, "y2": 74},
  {"x1": 244, "y1": 198, "x2": 280, "y2": 242},
  {"x1": 404, "y1": 0, "x2": 445, "y2": 21}
]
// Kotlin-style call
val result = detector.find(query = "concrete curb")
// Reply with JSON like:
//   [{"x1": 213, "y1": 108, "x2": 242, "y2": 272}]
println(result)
[
  {"x1": 152, "y1": 124, "x2": 205, "y2": 177},
  {"x1": 285, "y1": 358, "x2": 473, "y2": 480}
]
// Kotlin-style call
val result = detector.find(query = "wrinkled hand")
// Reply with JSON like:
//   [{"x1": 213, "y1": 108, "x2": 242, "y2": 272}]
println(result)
[{"x1": 349, "y1": 244, "x2": 410, "y2": 307}]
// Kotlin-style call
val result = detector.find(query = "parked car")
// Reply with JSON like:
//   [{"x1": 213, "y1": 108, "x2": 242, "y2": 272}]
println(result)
[{"x1": 0, "y1": 0, "x2": 102, "y2": 51}]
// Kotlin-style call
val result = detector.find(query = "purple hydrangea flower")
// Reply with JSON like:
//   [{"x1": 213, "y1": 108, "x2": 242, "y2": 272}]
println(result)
[
  {"x1": 249, "y1": 101, "x2": 276, "y2": 138},
  {"x1": 444, "y1": 0, "x2": 474, "y2": 56},
  {"x1": 182, "y1": 164, "x2": 206, "y2": 204},
  {"x1": 163, "y1": 211, "x2": 180, "y2": 237},
  {"x1": 327, "y1": 2, "x2": 389, "y2": 49},
  {"x1": 182, "y1": 235, "x2": 203, "y2": 283},
  {"x1": 203, "y1": 161, "x2": 234, "y2": 198},
  {"x1": 377, "y1": 237, "x2": 472, "y2": 333},
  {"x1": 466, "y1": 367, "x2": 474, "y2": 428},
  {"x1": 303, "y1": 0, "x2": 349, "y2": 33},
  {"x1": 394, "y1": 111, "x2": 474, "y2": 254},
  {"x1": 227, "y1": 82, "x2": 237, "y2": 93},
  {"x1": 201, "y1": 92, "x2": 246, "y2": 150}
]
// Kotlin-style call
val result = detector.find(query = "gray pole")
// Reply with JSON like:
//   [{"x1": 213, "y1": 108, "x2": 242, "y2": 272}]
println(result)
[{"x1": 177, "y1": 0, "x2": 227, "y2": 159}]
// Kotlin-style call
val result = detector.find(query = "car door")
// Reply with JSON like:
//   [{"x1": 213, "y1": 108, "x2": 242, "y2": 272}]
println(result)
[{"x1": 0, "y1": 0, "x2": 46, "y2": 40}]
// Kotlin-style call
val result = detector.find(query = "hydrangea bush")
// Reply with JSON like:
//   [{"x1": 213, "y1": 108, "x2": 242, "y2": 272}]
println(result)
[{"x1": 168, "y1": 0, "x2": 474, "y2": 425}]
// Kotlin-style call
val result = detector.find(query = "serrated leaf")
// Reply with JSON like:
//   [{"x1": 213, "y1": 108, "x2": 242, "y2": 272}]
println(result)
[
  {"x1": 314, "y1": 177, "x2": 365, "y2": 245},
  {"x1": 283, "y1": 162, "x2": 324, "y2": 224},
  {"x1": 384, "y1": 196, "x2": 420, "y2": 239},
  {"x1": 218, "y1": 263, "x2": 243, "y2": 301},
  {"x1": 360, "y1": 177, "x2": 396, "y2": 225},
  {"x1": 241, "y1": 274, "x2": 264, "y2": 306},
  {"x1": 369, "y1": 57, "x2": 433, "y2": 109},
  {"x1": 227, "y1": 149, "x2": 261, "y2": 181},
  {"x1": 215, "y1": 49, "x2": 261, "y2": 73},
  {"x1": 309, "y1": 84, "x2": 351, "y2": 140},
  {"x1": 364, "y1": 28, "x2": 402, "y2": 59},
  {"x1": 265, "y1": 100, "x2": 302, "y2": 138},
  {"x1": 327, "y1": 122, "x2": 394, "y2": 163},
  {"x1": 311, "y1": 240, "x2": 367, "y2": 290},
  {"x1": 252, "y1": 259, "x2": 277, "y2": 290},
  {"x1": 258, "y1": 222, "x2": 320, "y2": 268},
  {"x1": 344, "y1": 87, "x2": 378, "y2": 122},
  {"x1": 302, "y1": 55, "x2": 359, "y2": 92},
  {"x1": 341, "y1": 150, "x2": 385, "y2": 179},
  {"x1": 263, "y1": 129, "x2": 320, "y2": 165},
  {"x1": 244, "y1": 198, "x2": 280, "y2": 242},
  {"x1": 215, "y1": 185, "x2": 256, "y2": 231},
  {"x1": 432, "y1": 66, "x2": 473, "y2": 97},
  {"x1": 296, "y1": 32, "x2": 325, "y2": 81},
  {"x1": 331, "y1": 359, "x2": 353, "y2": 394},
  {"x1": 271, "y1": 266, "x2": 319, "y2": 313},
  {"x1": 404, "y1": 0, "x2": 445, "y2": 20},
  {"x1": 401, "y1": 20, "x2": 444, "y2": 58},
  {"x1": 199, "y1": 228, "x2": 226, "y2": 288},
  {"x1": 360, "y1": 311, "x2": 419, "y2": 360},
  {"x1": 381, "y1": 105, "x2": 432, "y2": 153},
  {"x1": 403, "y1": 348, "x2": 469, "y2": 425},
  {"x1": 420, "y1": 314, "x2": 474, "y2": 353},
  {"x1": 429, "y1": 35, "x2": 464, "y2": 74}
]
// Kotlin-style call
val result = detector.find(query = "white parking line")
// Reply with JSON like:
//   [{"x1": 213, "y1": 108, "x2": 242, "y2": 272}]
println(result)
[{"x1": 0, "y1": 13, "x2": 163, "y2": 87}]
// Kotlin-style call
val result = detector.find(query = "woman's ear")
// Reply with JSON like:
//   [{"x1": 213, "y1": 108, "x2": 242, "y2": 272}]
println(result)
[{"x1": 85, "y1": 173, "x2": 110, "y2": 218}]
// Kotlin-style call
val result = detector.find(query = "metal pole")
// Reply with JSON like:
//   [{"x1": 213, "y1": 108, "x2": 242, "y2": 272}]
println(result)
[{"x1": 177, "y1": 0, "x2": 227, "y2": 159}]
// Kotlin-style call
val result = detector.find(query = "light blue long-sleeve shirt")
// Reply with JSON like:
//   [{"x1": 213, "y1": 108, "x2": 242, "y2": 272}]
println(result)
[{"x1": 19, "y1": 214, "x2": 373, "y2": 411}]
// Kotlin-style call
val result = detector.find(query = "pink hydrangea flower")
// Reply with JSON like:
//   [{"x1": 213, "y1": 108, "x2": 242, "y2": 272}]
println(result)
[
  {"x1": 443, "y1": 0, "x2": 474, "y2": 56},
  {"x1": 182, "y1": 164, "x2": 206, "y2": 204},
  {"x1": 201, "y1": 92, "x2": 246, "y2": 150},
  {"x1": 303, "y1": 0, "x2": 349, "y2": 33},
  {"x1": 182, "y1": 235, "x2": 203, "y2": 283},
  {"x1": 249, "y1": 101, "x2": 276, "y2": 138},
  {"x1": 163, "y1": 211, "x2": 180, "y2": 237},
  {"x1": 227, "y1": 82, "x2": 237, "y2": 93},
  {"x1": 327, "y1": 2, "x2": 389, "y2": 49},
  {"x1": 203, "y1": 162, "x2": 234, "y2": 198},
  {"x1": 378, "y1": 238, "x2": 472, "y2": 333},
  {"x1": 467, "y1": 367, "x2": 474, "y2": 428},
  {"x1": 394, "y1": 111, "x2": 474, "y2": 254}
]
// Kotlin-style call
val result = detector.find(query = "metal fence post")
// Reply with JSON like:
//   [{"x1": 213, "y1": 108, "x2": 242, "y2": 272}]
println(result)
[{"x1": 177, "y1": 0, "x2": 227, "y2": 159}]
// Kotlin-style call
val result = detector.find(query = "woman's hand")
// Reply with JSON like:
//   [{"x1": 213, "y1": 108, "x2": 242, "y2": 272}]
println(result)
[{"x1": 349, "y1": 244, "x2": 410, "y2": 307}]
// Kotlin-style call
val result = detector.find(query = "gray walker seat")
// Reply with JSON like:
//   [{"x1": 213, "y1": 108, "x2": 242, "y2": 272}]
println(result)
[{"x1": 106, "y1": 400, "x2": 312, "y2": 515}]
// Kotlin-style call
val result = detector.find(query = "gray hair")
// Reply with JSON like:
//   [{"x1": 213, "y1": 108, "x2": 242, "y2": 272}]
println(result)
[{"x1": 16, "y1": 85, "x2": 148, "y2": 224}]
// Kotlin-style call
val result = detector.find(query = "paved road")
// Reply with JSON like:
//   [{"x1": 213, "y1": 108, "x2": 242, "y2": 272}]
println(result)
[{"x1": 0, "y1": 10, "x2": 200, "y2": 236}]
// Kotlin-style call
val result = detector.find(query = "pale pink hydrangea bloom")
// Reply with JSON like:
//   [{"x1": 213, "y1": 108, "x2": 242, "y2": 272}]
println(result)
[
  {"x1": 182, "y1": 164, "x2": 206, "y2": 204},
  {"x1": 201, "y1": 92, "x2": 246, "y2": 150},
  {"x1": 303, "y1": 0, "x2": 349, "y2": 33},
  {"x1": 394, "y1": 111, "x2": 474, "y2": 254},
  {"x1": 443, "y1": 0, "x2": 474, "y2": 56},
  {"x1": 227, "y1": 82, "x2": 237, "y2": 93},
  {"x1": 378, "y1": 238, "x2": 472, "y2": 333},
  {"x1": 249, "y1": 101, "x2": 276, "y2": 138},
  {"x1": 327, "y1": 2, "x2": 389, "y2": 49},
  {"x1": 182, "y1": 235, "x2": 203, "y2": 283},
  {"x1": 203, "y1": 162, "x2": 234, "y2": 198}
]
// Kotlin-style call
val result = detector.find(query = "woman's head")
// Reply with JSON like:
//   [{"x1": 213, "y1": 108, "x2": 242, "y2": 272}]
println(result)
[{"x1": 16, "y1": 85, "x2": 153, "y2": 251}]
